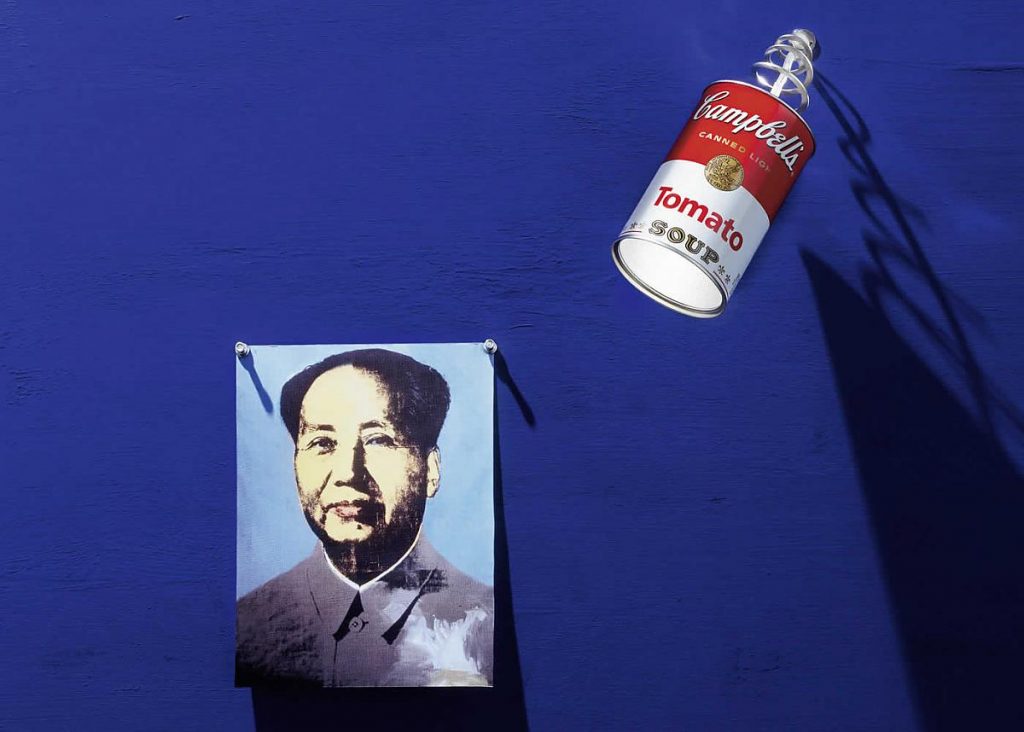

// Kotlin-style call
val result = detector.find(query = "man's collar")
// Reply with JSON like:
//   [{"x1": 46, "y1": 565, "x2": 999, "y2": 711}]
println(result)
[
  {"x1": 304, "y1": 533, "x2": 440, "y2": 640},
  {"x1": 320, "y1": 527, "x2": 423, "y2": 591}
]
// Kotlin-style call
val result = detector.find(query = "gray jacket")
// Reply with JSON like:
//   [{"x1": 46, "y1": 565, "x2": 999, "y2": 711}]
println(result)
[{"x1": 236, "y1": 537, "x2": 493, "y2": 687}]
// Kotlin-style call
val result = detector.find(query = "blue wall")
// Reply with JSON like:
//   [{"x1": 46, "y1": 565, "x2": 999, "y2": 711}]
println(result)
[{"x1": 2, "y1": 1, "x2": 1022, "y2": 730}]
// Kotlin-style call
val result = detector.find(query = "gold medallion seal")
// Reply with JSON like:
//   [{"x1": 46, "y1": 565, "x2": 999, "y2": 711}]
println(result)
[{"x1": 704, "y1": 155, "x2": 744, "y2": 192}]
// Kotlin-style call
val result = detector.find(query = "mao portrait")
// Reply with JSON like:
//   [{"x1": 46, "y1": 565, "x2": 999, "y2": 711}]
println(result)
[{"x1": 235, "y1": 346, "x2": 494, "y2": 687}]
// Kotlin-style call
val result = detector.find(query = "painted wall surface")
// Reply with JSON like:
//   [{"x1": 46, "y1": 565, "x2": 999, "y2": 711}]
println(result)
[{"x1": 2, "y1": 1, "x2": 1022, "y2": 730}]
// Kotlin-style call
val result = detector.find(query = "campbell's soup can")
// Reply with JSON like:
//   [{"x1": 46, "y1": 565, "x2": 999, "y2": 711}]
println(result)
[{"x1": 612, "y1": 80, "x2": 815, "y2": 318}]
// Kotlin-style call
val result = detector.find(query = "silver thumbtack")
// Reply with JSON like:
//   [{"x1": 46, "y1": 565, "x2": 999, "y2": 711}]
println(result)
[
  {"x1": 235, "y1": 341, "x2": 250, "y2": 358},
  {"x1": 483, "y1": 339, "x2": 498, "y2": 354}
]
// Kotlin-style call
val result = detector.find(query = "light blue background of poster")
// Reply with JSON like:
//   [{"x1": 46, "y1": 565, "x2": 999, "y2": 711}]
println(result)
[{"x1": 236, "y1": 343, "x2": 494, "y2": 598}]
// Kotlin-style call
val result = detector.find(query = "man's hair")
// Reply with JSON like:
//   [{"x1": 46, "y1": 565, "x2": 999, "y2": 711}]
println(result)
[{"x1": 280, "y1": 349, "x2": 451, "y2": 452}]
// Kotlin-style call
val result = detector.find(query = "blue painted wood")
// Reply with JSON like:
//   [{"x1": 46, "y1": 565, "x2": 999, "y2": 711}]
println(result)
[{"x1": 2, "y1": 1, "x2": 1022, "y2": 729}]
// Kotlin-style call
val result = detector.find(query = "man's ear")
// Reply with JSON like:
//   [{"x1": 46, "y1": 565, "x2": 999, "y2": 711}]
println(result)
[{"x1": 425, "y1": 448, "x2": 441, "y2": 499}]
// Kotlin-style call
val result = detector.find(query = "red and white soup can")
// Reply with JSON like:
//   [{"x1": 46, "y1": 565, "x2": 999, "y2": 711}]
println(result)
[{"x1": 613, "y1": 78, "x2": 816, "y2": 318}]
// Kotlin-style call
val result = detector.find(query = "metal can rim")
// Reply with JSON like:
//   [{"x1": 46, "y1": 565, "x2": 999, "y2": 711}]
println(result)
[{"x1": 611, "y1": 234, "x2": 729, "y2": 319}]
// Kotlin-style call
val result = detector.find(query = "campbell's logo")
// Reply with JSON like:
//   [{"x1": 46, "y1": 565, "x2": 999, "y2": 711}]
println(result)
[{"x1": 693, "y1": 91, "x2": 806, "y2": 172}]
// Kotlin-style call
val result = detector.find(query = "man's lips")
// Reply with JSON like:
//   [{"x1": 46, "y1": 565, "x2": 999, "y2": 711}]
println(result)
[{"x1": 324, "y1": 501, "x2": 377, "y2": 521}]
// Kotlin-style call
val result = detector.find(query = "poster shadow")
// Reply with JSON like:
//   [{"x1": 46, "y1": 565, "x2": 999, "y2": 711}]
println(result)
[
  {"x1": 249, "y1": 377, "x2": 528, "y2": 731},
  {"x1": 495, "y1": 351, "x2": 536, "y2": 428}
]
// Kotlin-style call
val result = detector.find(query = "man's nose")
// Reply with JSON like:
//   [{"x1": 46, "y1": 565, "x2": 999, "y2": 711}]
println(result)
[{"x1": 331, "y1": 441, "x2": 368, "y2": 489}]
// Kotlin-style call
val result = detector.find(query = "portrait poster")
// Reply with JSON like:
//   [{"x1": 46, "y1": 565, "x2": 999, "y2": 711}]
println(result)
[{"x1": 235, "y1": 343, "x2": 494, "y2": 687}]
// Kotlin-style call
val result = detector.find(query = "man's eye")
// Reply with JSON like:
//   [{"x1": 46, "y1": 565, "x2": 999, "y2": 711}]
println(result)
[
  {"x1": 363, "y1": 434, "x2": 396, "y2": 448},
  {"x1": 305, "y1": 436, "x2": 336, "y2": 453}
]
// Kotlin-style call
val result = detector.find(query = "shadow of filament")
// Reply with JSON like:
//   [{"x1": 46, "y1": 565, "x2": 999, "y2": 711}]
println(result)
[{"x1": 804, "y1": 74, "x2": 1024, "y2": 731}]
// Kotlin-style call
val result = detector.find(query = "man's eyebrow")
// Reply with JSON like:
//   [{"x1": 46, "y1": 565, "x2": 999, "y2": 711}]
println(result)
[
  {"x1": 298, "y1": 421, "x2": 390, "y2": 433},
  {"x1": 299, "y1": 421, "x2": 335, "y2": 433}
]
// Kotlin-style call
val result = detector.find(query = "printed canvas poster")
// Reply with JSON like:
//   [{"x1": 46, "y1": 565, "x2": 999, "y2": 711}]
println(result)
[{"x1": 235, "y1": 343, "x2": 494, "y2": 687}]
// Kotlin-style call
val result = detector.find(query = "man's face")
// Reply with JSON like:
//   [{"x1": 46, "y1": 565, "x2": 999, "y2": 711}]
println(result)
[{"x1": 293, "y1": 365, "x2": 439, "y2": 549}]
